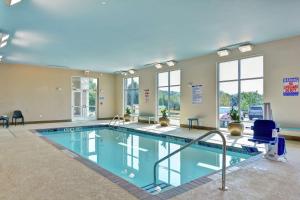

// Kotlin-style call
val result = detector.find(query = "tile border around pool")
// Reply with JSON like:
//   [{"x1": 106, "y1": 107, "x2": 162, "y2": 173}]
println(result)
[{"x1": 30, "y1": 125, "x2": 262, "y2": 200}]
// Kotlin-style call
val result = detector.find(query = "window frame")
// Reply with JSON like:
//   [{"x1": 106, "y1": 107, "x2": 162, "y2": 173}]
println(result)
[
  {"x1": 217, "y1": 55, "x2": 264, "y2": 128},
  {"x1": 157, "y1": 70, "x2": 181, "y2": 121},
  {"x1": 123, "y1": 76, "x2": 140, "y2": 115}
]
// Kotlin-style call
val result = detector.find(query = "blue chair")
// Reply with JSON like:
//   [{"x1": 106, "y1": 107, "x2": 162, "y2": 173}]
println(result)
[
  {"x1": 248, "y1": 120, "x2": 278, "y2": 144},
  {"x1": 249, "y1": 120, "x2": 286, "y2": 160}
]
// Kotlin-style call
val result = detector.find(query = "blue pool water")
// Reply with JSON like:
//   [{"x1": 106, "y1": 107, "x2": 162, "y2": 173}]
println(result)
[{"x1": 38, "y1": 126, "x2": 254, "y2": 192}]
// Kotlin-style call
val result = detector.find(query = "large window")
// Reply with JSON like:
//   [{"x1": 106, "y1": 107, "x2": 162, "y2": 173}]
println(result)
[
  {"x1": 158, "y1": 70, "x2": 181, "y2": 125},
  {"x1": 124, "y1": 77, "x2": 139, "y2": 114},
  {"x1": 218, "y1": 56, "x2": 263, "y2": 133}
]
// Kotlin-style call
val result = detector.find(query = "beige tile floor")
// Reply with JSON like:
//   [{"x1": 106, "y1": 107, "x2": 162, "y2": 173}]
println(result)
[{"x1": 0, "y1": 121, "x2": 299, "y2": 200}]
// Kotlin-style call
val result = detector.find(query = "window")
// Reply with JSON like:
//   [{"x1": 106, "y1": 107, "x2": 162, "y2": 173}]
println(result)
[
  {"x1": 218, "y1": 56, "x2": 263, "y2": 133},
  {"x1": 124, "y1": 77, "x2": 139, "y2": 114},
  {"x1": 158, "y1": 70, "x2": 181, "y2": 125}
]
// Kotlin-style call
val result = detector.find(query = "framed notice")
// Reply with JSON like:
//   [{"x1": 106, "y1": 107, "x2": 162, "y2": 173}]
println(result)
[
  {"x1": 192, "y1": 84, "x2": 203, "y2": 104},
  {"x1": 283, "y1": 77, "x2": 299, "y2": 96}
]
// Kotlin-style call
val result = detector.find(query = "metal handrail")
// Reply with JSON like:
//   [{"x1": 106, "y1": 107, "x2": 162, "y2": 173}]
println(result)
[
  {"x1": 108, "y1": 115, "x2": 124, "y2": 127},
  {"x1": 153, "y1": 130, "x2": 227, "y2": 191}
]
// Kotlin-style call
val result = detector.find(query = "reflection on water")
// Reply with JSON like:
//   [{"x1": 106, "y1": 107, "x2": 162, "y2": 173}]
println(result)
[{"x1": 43, "y1": 128, "x2": 250, "y2": 188}]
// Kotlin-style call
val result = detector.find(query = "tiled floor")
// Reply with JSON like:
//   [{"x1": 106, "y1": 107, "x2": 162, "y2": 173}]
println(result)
[{"x1": 0, "y1": 121, "x2": 300, "y2": 200}]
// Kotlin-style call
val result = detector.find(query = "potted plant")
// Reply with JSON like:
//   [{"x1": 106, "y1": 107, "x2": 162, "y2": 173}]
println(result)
[
  {"x1": 124, "y1": 107, "x2": 132, "y2": 122},
  {"x1": 159, "y1": 108, "x2": 169, "y2": 127},
  {"x1": 228, "y1": 106, "x2": 244, "y2": 136}
]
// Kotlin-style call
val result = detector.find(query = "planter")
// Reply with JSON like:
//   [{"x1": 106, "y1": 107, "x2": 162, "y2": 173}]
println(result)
[
  {"x1": 124, "y1": 114, "x2": 131, "y2": 122},
  {"x1": 228, "y1": 122, "x2": 244, "y2": 136},
  {"x1": 159, "y1": 117, "x2": 169, "y2": 127}
]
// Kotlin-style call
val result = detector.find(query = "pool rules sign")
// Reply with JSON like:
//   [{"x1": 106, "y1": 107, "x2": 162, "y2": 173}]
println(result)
[{"x1": 283, "y1": 77, "x2": 299, "y2": 96}]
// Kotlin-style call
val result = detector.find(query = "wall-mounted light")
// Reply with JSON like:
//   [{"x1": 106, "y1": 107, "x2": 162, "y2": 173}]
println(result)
[
  {"x1": 166, "y1": 60, "x2": 176, "y2": 67},
  {"x1": 6, "y1": 0, "x2": 23, "y2": 6},
  {"x1": 128, "y1": 69, "x2": 135, "y2": 75},
  {"x1": 217, "y1": 49, "x2": 230, "y2": 57},
  {"x1": 155, "y1": 63, "x2": 162, "y2": 69},
  {"x1": 238, "y1": 44, "x2": 253, "y2": 53}
]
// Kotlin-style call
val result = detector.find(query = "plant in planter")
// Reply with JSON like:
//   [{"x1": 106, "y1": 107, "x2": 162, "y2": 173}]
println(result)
[
  {"x1": 124, "y1": 107, "x2": 132, "y2": 122},
  {"x1": 228, "y1": 106, "x2": 244, "y2": 136},
  {"x1": 159, "y1": 108, "x2": 170, "y2": 127}
]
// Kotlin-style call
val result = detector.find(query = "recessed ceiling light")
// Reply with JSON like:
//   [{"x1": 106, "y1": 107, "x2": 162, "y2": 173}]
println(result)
[
  {"x1": 1, "y1": 34, "x2": 9, "y2": 42},
  {"x1": 6, "y1": 0, "x2": 23, "y2": 6},
  {"x1": 155, "y1": 63, "x2": 162, "y2": 69},
  {"x1": 166, "y1": 60, "x2": 176, "y2": 67},
  {"x1": 128, "y1": 69, "x2": 135, "y2": 75},
  {"x1": 238, "y1": 44, "x2": 253, "y2": 53},
  {"x1": 217, "y1": 49, "x2": 230, "y2": 57},
  {"x1": 0, "y1": 41, "x2": 8, "y2": 48}
]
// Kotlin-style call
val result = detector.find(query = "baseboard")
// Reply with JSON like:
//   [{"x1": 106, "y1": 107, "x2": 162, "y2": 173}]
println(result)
[
  {"x1": 97, "y1": 117, "x2": 114, "y2": 120},
  {"x1": 180, "y1": 124, "x2": 216, "y2": 130},
  {"x1": 279, "y1": 134, "x2": 300, "y2": 141},
  {"x1": 138, "y1": 119, "x2": 157, "y2": 124}
]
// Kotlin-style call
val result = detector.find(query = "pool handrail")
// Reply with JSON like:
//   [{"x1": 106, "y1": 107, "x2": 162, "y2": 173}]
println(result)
[
  {"x1": 108, "y1": 115, "x2": 124, "y2": 127},
  {"x1": 153, "y1": 130, "x2": 227, "y2": 191}
]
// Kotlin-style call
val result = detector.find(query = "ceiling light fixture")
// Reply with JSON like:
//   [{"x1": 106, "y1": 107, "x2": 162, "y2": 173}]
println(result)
[
  {"x1": 121, "y1": 71, "x2": 127, "y2": 76},
  {"x1": 155, "y1": 63, "x2": 162, "y2": 69},
  {"x1": 166, "y1": 60, "x2": 176, "y2": 67},
  {"x1": 128, "y1": 69, "x2": 135, "y2": 75},
  {"x1": 0, "y1": 41, "x2": 8, "y2": 48},
  {"x1": 6, "y1": 0, "x2": 23, "y2": 6},
  {"x1": 1, "y1": 34, "x2": 9, "y2": 42},
  {"x1": 238, "y1": 44, "x2": 253, "y2": 53},
  {"x1": 217, "y1": 49, "x2": 230, "y2": 57}
]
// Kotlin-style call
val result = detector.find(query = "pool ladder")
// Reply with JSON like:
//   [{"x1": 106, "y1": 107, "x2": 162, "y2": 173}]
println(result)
[
  {"x1": 144, "y1": 130, "x2": 227, "y2": 193},
  {"x1": 108, "y1": 115, "x2": 124, "y2": 128}
]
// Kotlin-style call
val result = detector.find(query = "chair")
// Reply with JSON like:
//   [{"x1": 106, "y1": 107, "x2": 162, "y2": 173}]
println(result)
[
  {"x1": 188, "y1": 117, "x2": 199, "y2": 130},
  {"x1": 248, "y1": 120, "x2": 286, "y2": 160},
  {"x1": 248, "y1": 120, "x2": 278, "y2": 144},
  {"x1": 12, "y1": 110, "x2": 24, "y2": 126},
  {"x1": 0, "y1": 115, "x2": 9, "y2": 128}
]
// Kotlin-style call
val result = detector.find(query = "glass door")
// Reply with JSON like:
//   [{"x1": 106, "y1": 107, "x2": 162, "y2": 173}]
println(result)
[{"x1": 72, "y1": 77, "x2": 97, "y2": 121}]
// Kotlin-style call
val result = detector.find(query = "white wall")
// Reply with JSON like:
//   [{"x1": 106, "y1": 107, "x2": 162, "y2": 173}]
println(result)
[
  {"x1": 0, "y1": 64, "x2": 116, "y2": 122},
  {"x1": 116, "y1": 35, "x2": 300, "y2": 128}
]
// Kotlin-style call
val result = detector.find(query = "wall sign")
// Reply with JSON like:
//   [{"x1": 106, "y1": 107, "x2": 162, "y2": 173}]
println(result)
[
  {"x1": 283, "y1": 77, "x2": 299, "y2": 96},
  {"x1": 192, "y1": 84, "x2": 203, "y2": 104}
]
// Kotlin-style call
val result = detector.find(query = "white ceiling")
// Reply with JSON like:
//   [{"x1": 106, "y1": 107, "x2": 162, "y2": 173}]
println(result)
[{"x1": 1, "y1": 0, "x2": 300, "y2": 72}]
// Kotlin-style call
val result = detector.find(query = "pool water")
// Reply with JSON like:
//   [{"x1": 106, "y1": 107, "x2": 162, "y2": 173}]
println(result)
[{"x1": 39, "y1": 126, "x2": 253, "y2": 192}]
